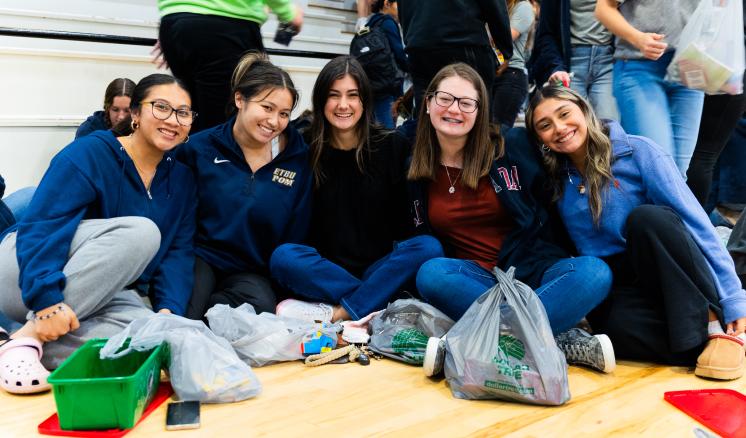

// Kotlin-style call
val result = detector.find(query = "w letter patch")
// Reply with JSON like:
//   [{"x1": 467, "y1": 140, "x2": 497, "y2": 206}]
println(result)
[{"x1": 497, "y1": 166, "x2": 521, "y2": 191}]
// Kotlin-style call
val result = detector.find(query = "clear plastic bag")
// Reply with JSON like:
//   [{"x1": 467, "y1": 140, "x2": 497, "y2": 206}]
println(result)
[
  {"x1": 205, "y1": 303, "x2": 340, "y2": 367},
  {"x1": 100, "y1": 314, "x2": 262, "y2": 403},
  {"x1": 666, "y1": 0, "x2": 745, "y2": 94},
  {"x1": 444, "y1": 267, "x2": 570, "y2": 405},
  {"x1": 368, "y1": 299, "x2": 454, "y2": 364}
]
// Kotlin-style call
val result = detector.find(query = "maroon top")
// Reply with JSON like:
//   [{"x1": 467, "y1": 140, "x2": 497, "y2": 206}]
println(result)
[{"x1": 428, "y1": 165, "x2": 515, "y2": 271}]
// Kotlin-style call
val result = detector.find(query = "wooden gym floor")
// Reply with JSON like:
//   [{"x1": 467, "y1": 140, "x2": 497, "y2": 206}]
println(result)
[{"x1": 1, "y1": 357, "x2": 744, "y2": 437}]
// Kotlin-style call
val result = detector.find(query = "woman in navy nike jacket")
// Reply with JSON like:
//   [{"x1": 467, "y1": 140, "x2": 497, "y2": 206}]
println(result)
[{"x1": 176, "y1": 52, "x2": 312, "y2": 319}]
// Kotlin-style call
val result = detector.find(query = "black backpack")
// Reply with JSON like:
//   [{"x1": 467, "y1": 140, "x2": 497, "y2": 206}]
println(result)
[{"x1": 349, "y1": 15, "x2": 404, "y2": 95}]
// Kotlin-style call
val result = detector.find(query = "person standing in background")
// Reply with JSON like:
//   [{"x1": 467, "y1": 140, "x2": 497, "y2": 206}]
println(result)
[
  {"x1": 686, "y1": 6, "x2": 746, "y2": 206},
  {"x1": 156, "y1": 0, "x2": 304, "y2": 133},
  {"x1": 596, "y1": 0, "x2": 704, "y2": 177},
  {"x1": 530, "y1": 0, "x2": 618, "y2": 121},
  {"x1": 491, "y1": 0, "x2": 535, "y2": 129},
  {"x1": 364, "y1": 0, "x2": 408, "y2": 128},
  {"x1": 398, "y1": 0, "x2": 512, "y2": 111}
]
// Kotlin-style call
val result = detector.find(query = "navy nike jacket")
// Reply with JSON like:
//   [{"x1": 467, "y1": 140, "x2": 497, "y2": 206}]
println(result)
[
  {"x1": 175, "y1": 117, "x2": 312, "y2": 274},
  {"x1": 16, "y1": 130, "x2": 197, "y2": 314}
]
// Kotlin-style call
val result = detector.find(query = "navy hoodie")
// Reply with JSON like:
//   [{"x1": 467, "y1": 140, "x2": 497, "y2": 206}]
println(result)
[
  {"x1": 75, "y1": 111, "x2": 108, "y2": 139},
  {"x1": 175, "y1": 117, "x2": 312, "y2": 274},
  {"x1": 408, "y1": 128, "x2": 574, "y2": 288},
  {"x1": 15, "y1": 131, "x2": 197, "y2": 315}
]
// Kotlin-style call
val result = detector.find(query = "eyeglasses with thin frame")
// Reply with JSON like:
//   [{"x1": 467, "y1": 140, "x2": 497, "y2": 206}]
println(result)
[
  {"x1": 430, "y1": 91, "x2": 479, "y2": 113},
  {"x1": 142, "y1": 101, "x2": 197, "y2": 126}
]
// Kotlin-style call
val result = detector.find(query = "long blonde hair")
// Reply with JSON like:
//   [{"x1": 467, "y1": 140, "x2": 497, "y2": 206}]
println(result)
[
  {"x1": 407, "y1": 63, "x2": 501, "y2": 189},
  {"x1": 525, "y1": 86, "x2": 614, "y2": 225}
]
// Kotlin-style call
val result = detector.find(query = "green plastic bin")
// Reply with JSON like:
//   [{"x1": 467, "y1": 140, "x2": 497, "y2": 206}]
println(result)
[{"x1": 47, "y1": 338, "x2": 165, "y2": 430}]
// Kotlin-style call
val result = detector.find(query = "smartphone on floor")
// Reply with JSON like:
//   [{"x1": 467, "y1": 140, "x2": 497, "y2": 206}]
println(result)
[{"x1": 165, "y1": 401, "x2": 200, "y2": 431}]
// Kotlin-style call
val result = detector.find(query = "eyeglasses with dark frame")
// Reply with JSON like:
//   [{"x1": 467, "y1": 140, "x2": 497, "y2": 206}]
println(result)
[
  {"x1": 430, "y1": 91, "x2": 479, "y2": 113},
  {"x1": 142, "y1": 101, "x2": 198, "y2": 126}
]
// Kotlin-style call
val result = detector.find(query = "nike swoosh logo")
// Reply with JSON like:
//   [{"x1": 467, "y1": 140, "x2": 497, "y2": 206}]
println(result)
[{"x1": 214, "y1": 157, "x2": 230, "y2": 164}]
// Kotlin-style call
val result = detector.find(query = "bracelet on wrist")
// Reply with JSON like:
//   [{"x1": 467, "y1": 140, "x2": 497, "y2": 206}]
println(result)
[{"x1": 34, "y1": 305, "x2": 65, "y2": 321}]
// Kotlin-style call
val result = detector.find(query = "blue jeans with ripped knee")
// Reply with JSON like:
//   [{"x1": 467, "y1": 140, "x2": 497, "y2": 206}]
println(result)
[{"x1": 416, "y1": 256, "x2": 612, "y2": 334}]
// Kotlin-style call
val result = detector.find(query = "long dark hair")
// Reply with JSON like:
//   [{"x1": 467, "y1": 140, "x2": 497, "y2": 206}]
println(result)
[
  {"x1": 103, "y1": 78, "x2": 136, "y2": 127},
  {"x1": 230, "y1": 52, "x2": 299, "y2": 116},
  {"x1": 309, "y1": 56, "x2": 375, "y2": 186},
  {"x1": 525, "y1": 85, "x2": 613, "y2": 225},
  {"x1": 407, "y1": 63, "x2": 499, "y2": 189}
]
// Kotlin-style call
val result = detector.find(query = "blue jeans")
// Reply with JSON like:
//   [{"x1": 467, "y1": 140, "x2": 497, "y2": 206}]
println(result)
[
  {"x1": 416, "y1": 256, "x2": 612, "y2": 334},
  {"x1": 613, "y1": 52, "x2": 704, "y2": 176},
  {"x1": 373, "y1": 95, "x2": 396, "y2": 129},
  {"x1": 270, "y1": 235, "x2": 444, "y2": 320},
  {"x1": 3, "y1": 186, "x2": 35, "y2": 223},
  {"x1": 569, "y1": 44, "x2": 618, "y2": 121}
]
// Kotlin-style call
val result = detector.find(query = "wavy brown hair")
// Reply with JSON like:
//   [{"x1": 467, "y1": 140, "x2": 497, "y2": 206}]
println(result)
[
  {"x1": 525, "y1": 85, "x2": 614, "y2": 225},
  {"x1": 407, "y1": 63, "x2": 501, "y2": 189}
]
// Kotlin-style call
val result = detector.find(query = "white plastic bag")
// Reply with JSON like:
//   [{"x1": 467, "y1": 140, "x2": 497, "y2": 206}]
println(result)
[
  {"x1": 667, "y1": 0, "x2": 745, "y2": 94},
  {"x1": 444, "y1": 267, "x2": 570, "y2": 405},
  {"x1": 100, "y1": 314, "x2": 262, "y2": 403},
  {"x1": 205, "y1": 303, "x2": 339, "y2": 367}
]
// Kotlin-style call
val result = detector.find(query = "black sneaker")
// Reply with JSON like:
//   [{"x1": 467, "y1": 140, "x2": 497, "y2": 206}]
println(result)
[
  {"x1": 423, "y1": 336, "x2": 446, "y2": 377},
  {"x1": 555, "y1": 328, "x2": 616, "y2": 373}
]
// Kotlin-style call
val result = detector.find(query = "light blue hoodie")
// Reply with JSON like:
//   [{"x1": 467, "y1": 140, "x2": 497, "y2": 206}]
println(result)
[{"x1": 557, "y1": 121, "x2": 746, "y2": 324}]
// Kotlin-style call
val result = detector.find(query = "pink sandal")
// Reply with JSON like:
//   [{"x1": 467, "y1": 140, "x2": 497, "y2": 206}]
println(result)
[{"x1": 0, "y1": 337, "x2": 51, "y2": 394}]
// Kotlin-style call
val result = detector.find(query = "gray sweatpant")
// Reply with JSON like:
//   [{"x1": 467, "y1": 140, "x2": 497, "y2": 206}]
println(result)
[{"x1": 0, "y1": 217, "x2": 161, "y2": 368}]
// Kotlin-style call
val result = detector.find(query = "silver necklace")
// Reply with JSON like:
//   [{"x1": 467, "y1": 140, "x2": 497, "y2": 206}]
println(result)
[{"x1": 443, "y1": 164, "x2": 462, "y2": 194}]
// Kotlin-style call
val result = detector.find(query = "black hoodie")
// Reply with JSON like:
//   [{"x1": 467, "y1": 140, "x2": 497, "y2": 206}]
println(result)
[{"x1": 398, "y1": 0, "x2": 513, "y2": 60}]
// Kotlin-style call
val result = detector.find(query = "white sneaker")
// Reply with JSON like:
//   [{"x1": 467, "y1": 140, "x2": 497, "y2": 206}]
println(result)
[
  {"x1": 276, "y1": 299, "x2": 334, "y2": 323},
  {"x1": 423, "y1": 335, "x2": 446, "y2": 377}
]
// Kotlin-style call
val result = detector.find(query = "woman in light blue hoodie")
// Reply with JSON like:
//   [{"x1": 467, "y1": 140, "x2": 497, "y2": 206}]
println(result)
[{"x1": 526, "y1": 85, "x2": 746, "y2": 381}]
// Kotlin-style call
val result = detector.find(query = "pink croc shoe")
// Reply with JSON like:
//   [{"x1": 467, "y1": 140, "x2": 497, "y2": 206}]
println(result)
[{"x1": 0, "y1": 337, "x2": 51, "y2": 394}]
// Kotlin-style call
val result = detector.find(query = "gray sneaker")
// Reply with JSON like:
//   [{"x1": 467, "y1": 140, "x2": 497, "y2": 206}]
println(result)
[
  {"x1": 423, "y1": 336, "x2": 446, "y2": 377},
  {"x1": 555, "y1": 328, "x2": 616, "y2": 373}
]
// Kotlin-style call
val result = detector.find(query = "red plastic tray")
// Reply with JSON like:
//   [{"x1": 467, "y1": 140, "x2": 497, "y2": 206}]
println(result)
[
  {"x1": 665, "y1": 389, "x2": 746, "y2": 438},
  {"x1": 38, "y1": 382, "x2": 173, "y2": 437}
]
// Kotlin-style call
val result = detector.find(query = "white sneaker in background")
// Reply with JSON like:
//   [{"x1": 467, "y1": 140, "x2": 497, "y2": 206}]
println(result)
[{"x1": 276, "y1": 299, "x2": 334, "y2": 323}]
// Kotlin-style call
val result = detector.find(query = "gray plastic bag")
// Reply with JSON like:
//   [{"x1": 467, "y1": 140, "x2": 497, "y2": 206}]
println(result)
[
  {"x1": 205, "y1": 303, "x2": 340, "y2": 367},
  {"x1": 100, "y1": 314, "x2": 262, "y2": 403},
  {"x1": 369, "y1": 299, "x2": 454, "y2": 364},
  {"x1": 444, "y1": 267, "x2": 570, "y2": 405}
]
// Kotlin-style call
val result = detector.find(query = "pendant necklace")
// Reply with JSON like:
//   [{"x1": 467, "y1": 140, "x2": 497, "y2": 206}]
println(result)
[
  {"x1": 567, "y1": 169, "x2": 586, "y2": 194},
  {"x1": 443, "y1": 164, "x2": 462, "y2": 194}
]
